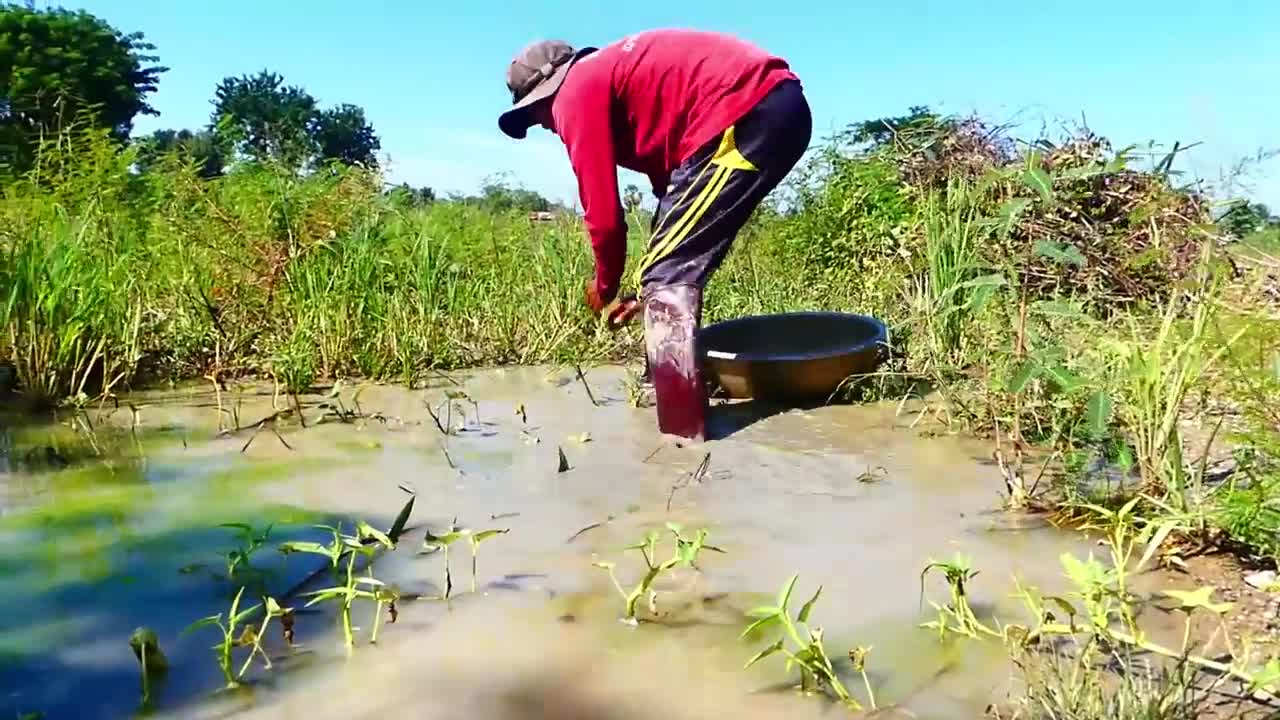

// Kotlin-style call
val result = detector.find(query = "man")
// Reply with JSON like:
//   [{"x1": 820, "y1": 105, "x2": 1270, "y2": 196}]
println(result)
[{"x1": 499, "y1": 29, "x2": 812, "y2": 441}]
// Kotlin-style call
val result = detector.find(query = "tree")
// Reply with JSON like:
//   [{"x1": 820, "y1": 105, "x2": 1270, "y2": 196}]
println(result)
[
  {"x1": 1218, "y1": 200, "x2": 1275, "y2": 239},
  {"x1": 134, "y1": 128, "x2": 226, "y2": 178},
  {"x1": 623, "y1": 184, "x2": 644, "y2": 214},
  {"x1": 475, "y1": 177, "x2": 551, "y2": 213},
  {"x1": 847, "y1": 105, "x2": 949, "y2": 149},
  {"x1": 387, "y1": 182, "x2": 434, "y2": 208},
  {"x1": 211, "y1": 70, "x2": 317, "y2": 168},
  {"x1": 210, "y1": 70, "x2": 381, "y2": 171},
  {"x1": 0, "y1": 4, "x2": 166, "y2": 169},
  {"x1": 311, "y1": 103, "x2": 379, "y2": 168}
]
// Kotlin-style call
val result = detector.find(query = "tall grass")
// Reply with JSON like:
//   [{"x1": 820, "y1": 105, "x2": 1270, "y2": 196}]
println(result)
[
  {"x1": 0, "y1": 203, "x2": 143, "y2": 405},
  {"x1": 0, "y1": 128, "x2": 859, "y2": 400},
  {"x1": 1101, "y1": 245, "x2": 1245, "y2": 507},
  {"x1": 913, "y1": 180, "x2": 994, "y2": 365}
]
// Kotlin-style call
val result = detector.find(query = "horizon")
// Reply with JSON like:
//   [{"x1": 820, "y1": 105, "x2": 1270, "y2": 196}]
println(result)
[{"x1": 54, "y1": 1, "x2": 1280, "y2": 210}]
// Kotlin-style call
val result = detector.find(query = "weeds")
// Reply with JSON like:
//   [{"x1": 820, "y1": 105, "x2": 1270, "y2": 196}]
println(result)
[
  {"x1": 593, "y1": 523, "x2": 723, "y2": 625},
  {"x1": 220, "y1": 522, "x2": 273, "y2": 586},
  {"x1": 420, "y1": 520, "x2": 509, "y2": 598},
  {"x1": 1101, "y1": 251, "x2": 1246, "y2": 504},
  {"x1": 129, "y1": 627, "x2": 167, "y2": 707},
  {"x1": 742, "y1": 574, "x2": 873, "y2": 711},
  {"x1": 183, "y1": 587, "x2": 289, "y2": 689},
  {"x1": 289, "y1": 521, "x2": 394, "y2": 648},
  {"x1": 918, "y1": 553, "x2": 1001, "y2": 640}
]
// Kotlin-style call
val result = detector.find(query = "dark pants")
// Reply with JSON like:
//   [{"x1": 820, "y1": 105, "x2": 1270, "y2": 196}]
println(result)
[
  {"x1": 636, "y1": 79, "x2": 813, "y2": 292},
  {"x1": 636, "y1": 79, "x2": 812, "y2": 440}
]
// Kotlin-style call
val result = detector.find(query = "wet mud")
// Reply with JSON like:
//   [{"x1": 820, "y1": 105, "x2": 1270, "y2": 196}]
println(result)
[{"x1": 1, "y1": 365, "x2": 1097, "y2": 719}]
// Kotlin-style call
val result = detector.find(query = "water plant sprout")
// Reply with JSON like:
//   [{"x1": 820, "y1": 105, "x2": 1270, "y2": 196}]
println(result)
[
  {"x1": 741, "y1": 574, "x2": 874, "y2": 711},
  {"x1": 593, "y1": 523, "x2": 724, "y2": 625},
  {"x1": 421, "y1": 520, "x2": 510, "y2": 598}
]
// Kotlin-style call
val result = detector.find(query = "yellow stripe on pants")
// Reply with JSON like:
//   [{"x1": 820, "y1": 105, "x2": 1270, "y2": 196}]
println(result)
[
  {"x1": 638, "y1": 164, "x2": 734, "y2": 278},
  {"x1": 634, "y1": 126, "x2": 758, "y2": 286},
  {"x1": 637, "y1": 164, "x2": 727, "y2": 279}
]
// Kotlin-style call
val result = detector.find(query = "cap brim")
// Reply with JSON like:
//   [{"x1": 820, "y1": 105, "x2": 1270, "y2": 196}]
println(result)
[{"x1": 499, "y1": 47, "x2": 596, "y2": 139}]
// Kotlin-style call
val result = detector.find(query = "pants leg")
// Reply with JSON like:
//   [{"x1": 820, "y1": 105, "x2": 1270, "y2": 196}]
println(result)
[
  {"x1": 634, "y1": 79, "x2": 813, "y2": 440},
  {"x1": 636, "y1": 79, "x2": 814, "y2": 292}
]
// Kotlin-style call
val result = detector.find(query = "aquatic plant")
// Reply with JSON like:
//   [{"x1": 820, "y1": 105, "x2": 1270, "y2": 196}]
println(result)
[
  {"x1": 297, "y1": 521, "x2": 394, "y2": 649},
  {"x1": 220, "y1": 522, "x2": 273, "y2": 585},
  {"x1": 918, "y1": 553, "x2": 1001, "y2": 640},
  {"x1": 183, "y1": 587, "x2": 289, "y2": 689},
  {"x1": 741, "y1": 574, "x2": 873, "y2": 711},
  {"x1": 129, "y1": 627, "x2": 167, "y2": 707},
  {"x1": 592, "y1": 523, "x2": 723, "y2": 625},
  {"x1": 421, "y1": 520, "x2": 510, "y2": 597}
]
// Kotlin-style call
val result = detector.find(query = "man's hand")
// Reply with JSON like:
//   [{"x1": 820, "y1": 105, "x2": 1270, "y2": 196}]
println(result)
[
  {"x1": 584, "y1": 279, "x2": 609, "y2": 315},
  {"x1": 606, "y1": 296, "x2": 641, "y2": 329}
]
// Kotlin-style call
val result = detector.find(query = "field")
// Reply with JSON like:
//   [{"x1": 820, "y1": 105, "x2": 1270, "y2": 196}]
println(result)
[{"x1": 3, "y1": 110, "x2": 1280, "y2": 719}]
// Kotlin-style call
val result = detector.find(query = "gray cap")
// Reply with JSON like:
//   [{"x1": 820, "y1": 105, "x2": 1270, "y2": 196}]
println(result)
[{"x1": 499, "y1": 39, "x2": 596, "y2": 139}]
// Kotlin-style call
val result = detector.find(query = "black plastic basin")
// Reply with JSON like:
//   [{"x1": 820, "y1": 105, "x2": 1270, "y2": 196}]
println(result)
[{"x1": 697, "y1": 312, "x2": 888, "y2": 400}]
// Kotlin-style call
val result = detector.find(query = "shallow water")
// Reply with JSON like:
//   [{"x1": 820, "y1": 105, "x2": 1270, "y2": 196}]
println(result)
[{"x1": 0, "y1": 365, "x2": 1093, "y2": 720}]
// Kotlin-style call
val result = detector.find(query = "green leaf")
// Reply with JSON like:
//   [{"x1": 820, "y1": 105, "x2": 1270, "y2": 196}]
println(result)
[
  {"x1": 1023, "y1": 166, "x2": 1054, "y2": 204},
  {"x1": 745, "y1": 605, "x2": 779, "y2": 619},
  {"x1": 1163, "y1": 586, "x2": 1233, "y2": 615},
  {"x1": 355, "y1": 576, "x2": 386, "y2": 587},
  {"x1": 387, "y1": 495, "x2": 415, "y2": 543},
  {"x1": 958, "y1": 273, "x2": 1007, "y2": 291},
  {"x1": 182, "y1": 615, "x2": 222, "y2": 636},
  {"x1": 1047, "y1": 596, "x2": 1078, "y2": 619},
  {"x1": 744, "y1": 639, "x2": 785, "y2": 669},
  {"x1": 1030, "y1": 300, "x2": 1085, "y2": 319},
  {"x1": 471, "y1": 528, "x2": 509, "y2": 545},
  {"x1": 302, "y1": 588, "x2": 348, "y2": 606},
  {"x1": 740, "y1": 613, "x2": 782, "y2": 641},
  {"x1": 228, "y1": 586, "x2": 246, "y2": 622},
  {"x1": 1085, "y1": 391, "x2": 1112, "y2": 438},
  {"x1": 357, "y1": 520, "x2": 394, "y2": 549},
  {"x1": 797, "y1": 585, "x2": 823, "y2": 624},
  {"x1": 1041, "y1": 364, "x2": 1083, "y2": 393},
  {"x1": 1007, "y1": 360, "x2": 1039, "y2": 394},
  {"x1": 218, "y1": 523, "x2": 253, "y2": 534},
  {"x1": 1137, "y1": 520, "x2": 1176, "y2": 573},
  {"x1": 232, "y1": 602, "x2": 263, "y2": 627},
  {"x1": 997, "y1": 197, "x2": 1032, "y2": 237},
  {"x1": 278, "y1": 541, "x2": 331, "y2": 556},
  {"x1": 776, "y1": 574, "x2": 798, "y2": 611},
  {"x1": 1034, "y1": 240, "x2": 1086, "y2": 268}
]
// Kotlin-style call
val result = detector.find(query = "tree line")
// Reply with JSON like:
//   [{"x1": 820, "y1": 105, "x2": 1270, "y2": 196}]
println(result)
[{"x1": 0, "y1": 3, "x2": 559, "y2": 213}]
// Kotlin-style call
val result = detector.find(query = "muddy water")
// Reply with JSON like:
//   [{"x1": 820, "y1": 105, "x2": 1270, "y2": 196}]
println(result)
[{"x1": 0, "y1": 366, "x2": 1092, "y2": 720}]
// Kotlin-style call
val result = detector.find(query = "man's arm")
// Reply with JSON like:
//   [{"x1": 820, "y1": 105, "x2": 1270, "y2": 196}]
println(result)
[{"x1": 555, "y1": 76, "x2": 627, "y2": 305}]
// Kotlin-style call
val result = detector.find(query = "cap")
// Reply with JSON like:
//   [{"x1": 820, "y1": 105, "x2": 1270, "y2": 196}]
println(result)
[{"x1": 499, "y1": 39, "x2": 596, "y2": 139}]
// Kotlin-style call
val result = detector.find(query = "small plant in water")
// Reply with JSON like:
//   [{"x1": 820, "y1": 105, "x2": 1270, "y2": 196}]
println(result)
[
  {"x1": 593, "y1": 523, "x2": 723, "y2": 625},
  {"x1": 919, "y1": 553, "x2": 1000, "y2": 640},
  {"x1": 220, "y1": 522, "x2": 273, "y2": 583},
  {"x1": 741, "y1": 574, "x2": 872, "y2": 711},
  {"x1": 298, "y1": 521, "x2": 395, "y2": 649},
  {"x1": 184, "y1": 587, "x2": 289, "y2": 689},
  {"x1": 129, "y1": 627, "x2": 167, "y2": 707},
  {"x1": 421, "y1": 520, "x2": 510, "y2": 597}
]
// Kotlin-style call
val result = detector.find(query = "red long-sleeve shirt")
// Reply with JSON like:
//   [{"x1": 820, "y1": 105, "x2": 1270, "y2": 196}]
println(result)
[{"x1": 551, "y1": 29, "x2": 797, "y2": 302}]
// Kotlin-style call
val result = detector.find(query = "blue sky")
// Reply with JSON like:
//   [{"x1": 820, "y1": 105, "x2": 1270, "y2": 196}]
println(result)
[{"x1": 67, "y1": 0, "x2": 1280, "y2": 210}]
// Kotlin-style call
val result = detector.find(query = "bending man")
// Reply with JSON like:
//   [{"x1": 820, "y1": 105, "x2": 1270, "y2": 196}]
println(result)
[{"x1": 498, "y1": 29, "x2": 812, "y2": 441}]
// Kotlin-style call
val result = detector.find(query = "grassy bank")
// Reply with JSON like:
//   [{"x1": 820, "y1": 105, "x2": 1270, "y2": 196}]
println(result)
[{"x1": 2, "y1": 112, "x2": 1280, "y2": 716}]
